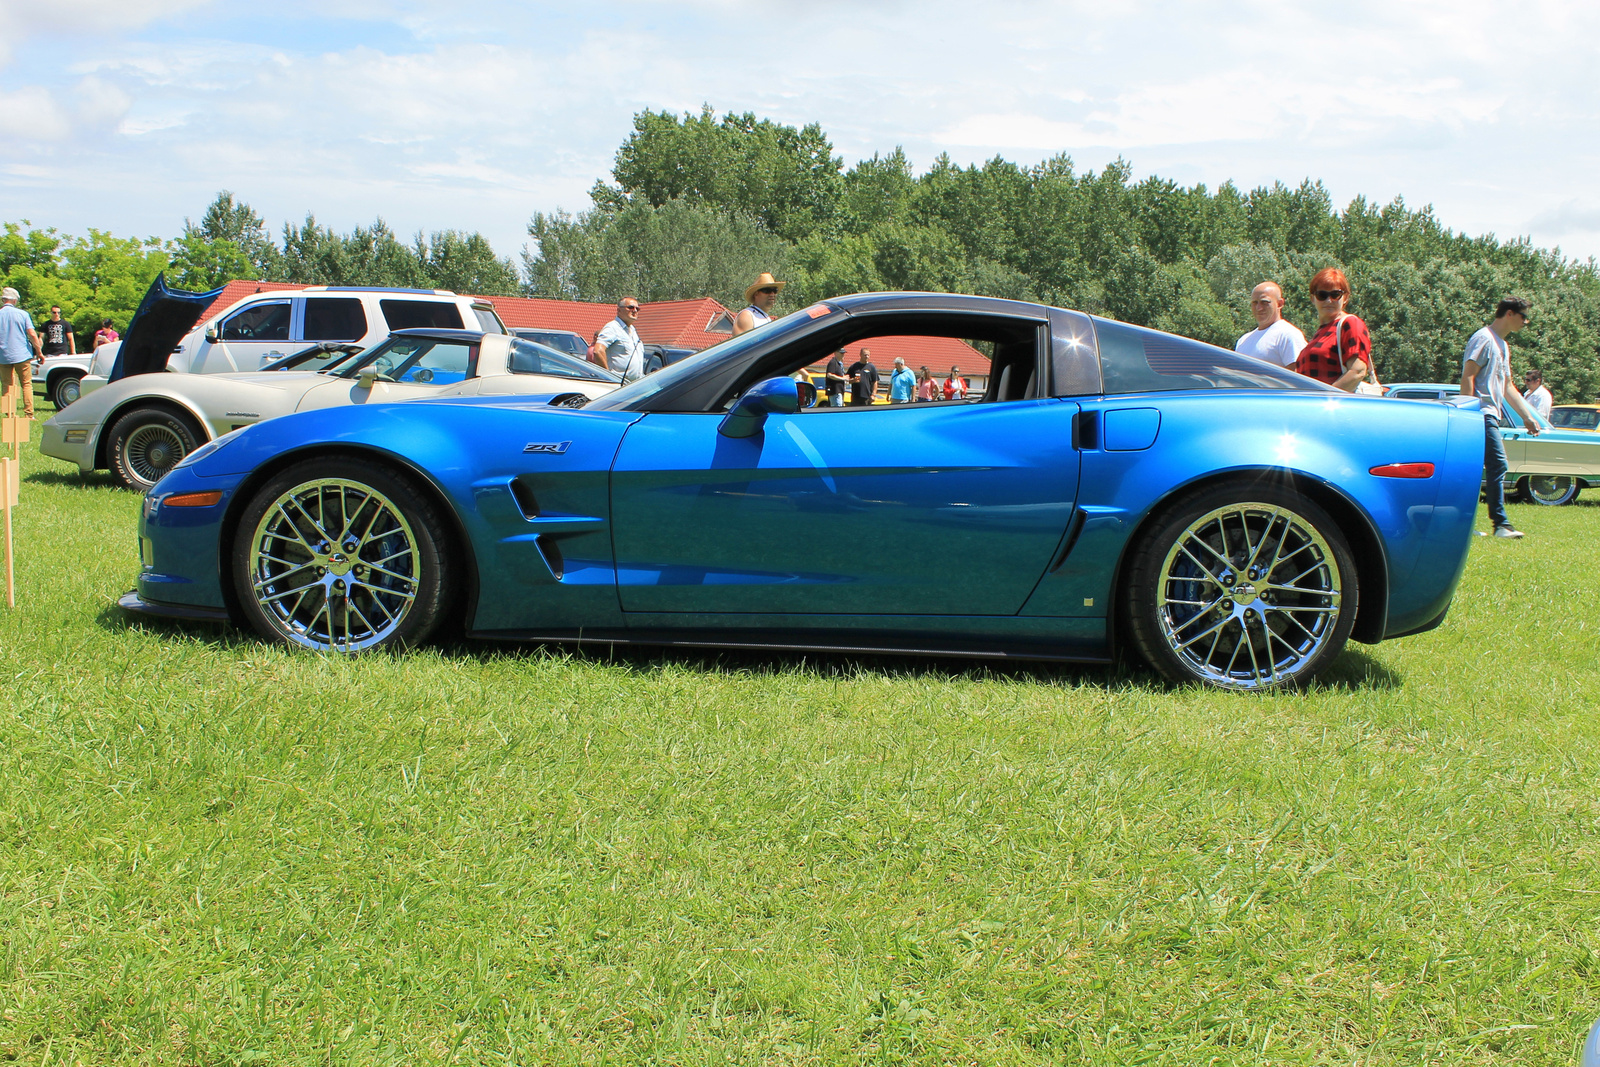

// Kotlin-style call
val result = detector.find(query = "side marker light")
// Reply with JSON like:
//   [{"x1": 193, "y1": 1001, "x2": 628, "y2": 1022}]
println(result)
[
  {"x1": 164, "y1": 490, "x2": 225, "y2": 507},
  {"x1": 1369, "y1": 462, "x2": 1435, "y2": 479}
]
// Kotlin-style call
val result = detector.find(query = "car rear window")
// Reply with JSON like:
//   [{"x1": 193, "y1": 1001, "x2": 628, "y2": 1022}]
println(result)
[
  {"x1": 1552, "y1": 408, "x2": 1599, "y2": 430},
  {"x1": 380, "y1": 300, "x2": 464, "y2": 331},
  {"x1": 302, "y1": 298, "x2": 367, "y2": 341},
  {"x1": 1094, "y1": 317, "x2": 1319, "y2": 394},
  {"x1": 508, "y1": 339, "x2": 618, "y2": 383}
]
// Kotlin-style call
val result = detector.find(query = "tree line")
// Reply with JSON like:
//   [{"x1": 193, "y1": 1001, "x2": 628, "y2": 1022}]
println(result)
[
  {"x1": 530, "y1": 107, "x2": 1600, "y2": 402},
  {"x1": 7, "y1": 105, "x2": 1598, "y2": 402},
  {"x1": 1, "y1": 197, "x2": 520, "y2": 348}
]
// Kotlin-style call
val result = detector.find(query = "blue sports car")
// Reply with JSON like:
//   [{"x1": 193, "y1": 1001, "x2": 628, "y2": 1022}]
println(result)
[{"x1": 125, "y1": 293, "x2": 1486, "y2": 690}]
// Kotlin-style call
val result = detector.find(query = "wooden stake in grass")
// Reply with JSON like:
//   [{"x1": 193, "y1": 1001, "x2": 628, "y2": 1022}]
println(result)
[{"x1": 0, "y1": 415, "x2": 23, "y2": 608}]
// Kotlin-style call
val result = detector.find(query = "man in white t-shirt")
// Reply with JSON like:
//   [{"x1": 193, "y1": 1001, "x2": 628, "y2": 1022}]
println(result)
[
  {"x1": 1234, "y1": 282, "x2": 1306, "y2": 367},
  {"x1": 1461, "y1": 297, "x2": 1538, "y2": 539},
  {"x1": 1522, "y1": 368, "x2": 1552, "y2": 419}
]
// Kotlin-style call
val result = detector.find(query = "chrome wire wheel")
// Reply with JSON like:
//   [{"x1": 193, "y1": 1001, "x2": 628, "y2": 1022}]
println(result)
[
  {"x1": 1522, "y1": 475, "x2": 1578, "y2": 506},
  {"x1": 1154, "y1": 502, "x2": 1345, "y2": 690},
  {"x1": 245, "y1": 478, "x2": 421, "y2": 651},
  {"x1": 122, "y1": 423, "x2": 186, "y2": 484}
]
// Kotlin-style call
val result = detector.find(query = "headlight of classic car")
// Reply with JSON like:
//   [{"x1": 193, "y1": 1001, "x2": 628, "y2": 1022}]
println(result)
[{"x1": 173, "y1": 427, "x2": 246, "y2": 470}]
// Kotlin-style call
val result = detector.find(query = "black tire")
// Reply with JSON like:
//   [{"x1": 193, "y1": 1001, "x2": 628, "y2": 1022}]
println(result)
[
  {"x1": 107, "y1": 406, "x2": 202, "y2": 491},
  {"x1": 1123, "y1": 484, "x2": 1358, "y2": 690},
  {"x1": 1517, "y1": 475, "x2": 1579, "y2": 506},
  {"x1": 231, "y1": 456, "x2": 453, "y2": 653},
  {"x1": 50, "y1": 372, "x2": 83, "y2": 408}
]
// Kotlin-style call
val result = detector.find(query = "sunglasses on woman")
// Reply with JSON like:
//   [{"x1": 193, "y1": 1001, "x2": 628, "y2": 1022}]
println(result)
[{"x1": 1314, "y1": 289, "x2": 1345, "y2": 301}]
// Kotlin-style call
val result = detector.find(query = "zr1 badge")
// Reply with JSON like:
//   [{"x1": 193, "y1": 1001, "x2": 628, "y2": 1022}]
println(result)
[{"x1": 523, "y1": 441, "x2": 572, "y2": 455}]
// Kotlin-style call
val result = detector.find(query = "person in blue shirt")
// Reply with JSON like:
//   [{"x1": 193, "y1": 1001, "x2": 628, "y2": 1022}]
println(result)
[
  {"x1": 0, "y1": 287, "x2": 42, "y2": 419},
  {"x1": 888, "y1": 356, "x2": 915, "y2": 404}
]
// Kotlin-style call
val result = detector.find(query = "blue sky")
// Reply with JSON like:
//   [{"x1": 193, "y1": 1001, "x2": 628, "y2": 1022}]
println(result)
[{"x1": 4, "y1": 0, "x2": 1598, "y2": 269}]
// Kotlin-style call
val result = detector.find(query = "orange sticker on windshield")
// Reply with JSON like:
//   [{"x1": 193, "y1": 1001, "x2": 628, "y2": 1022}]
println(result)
[{"x1": 802, "y1": 304, "x2": 834, "y2": 319}]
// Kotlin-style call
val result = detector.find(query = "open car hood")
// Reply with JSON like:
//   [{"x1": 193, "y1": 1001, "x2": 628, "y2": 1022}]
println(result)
[{"x1": 107, "y1": 274, "x2": 227, "y2": 382}]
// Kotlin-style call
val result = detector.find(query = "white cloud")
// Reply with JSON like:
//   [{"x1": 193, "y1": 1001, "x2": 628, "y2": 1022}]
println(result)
[{"x1": 2, "y1": 0, "x2": 1599, "y2": 262}]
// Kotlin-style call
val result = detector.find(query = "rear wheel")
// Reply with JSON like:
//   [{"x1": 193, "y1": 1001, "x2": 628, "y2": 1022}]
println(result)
[
  {"x1": 231, "y1": 457, "x2": 453, "y2": 653},
  {"x1": 50, "y1": 372, "x2": 83, "y2": 408},
  {"x1": 1517, "y1": 475, "x2": 1579, "y2": 506},
  {"x1": 1123, "y1": 484, "x2": 1358, "y2": 690},
  {"x1": 107, "y1": 406, "x2": 201, "y2": 491}
]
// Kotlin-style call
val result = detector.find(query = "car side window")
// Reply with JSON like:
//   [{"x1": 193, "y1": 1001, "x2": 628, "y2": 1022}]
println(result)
[
  {"x1": 400, "y1": 342, "x2": 473, "y2": 384},
  {"x1": 1096, "y1": 317, "x2": 1315, "y2": 394},
  {"x1": 380, "y1": 299, "x2": 464, "y2": 331},
  {"x1": 302, "y1": 298, "x2": 367, "y2": 342},
  {"x1": 221, "y1": 301, "x2": 291, "y2": 342}
]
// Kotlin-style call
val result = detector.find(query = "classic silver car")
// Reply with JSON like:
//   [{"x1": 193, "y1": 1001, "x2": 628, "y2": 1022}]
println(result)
[
  {"x1": 42, "y1": 327, "x2": 619, "y2": 490},
  {"x1": 1386, "y1": 382, "x2": 1600, "y2": 505}
]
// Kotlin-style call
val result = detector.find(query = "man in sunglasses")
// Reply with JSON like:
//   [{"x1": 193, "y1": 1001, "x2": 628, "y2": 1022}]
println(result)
[
  {"x1": 1235, "y1": 282, "x2": 1306, "y2": 367},
  {"x1": 596, "y1": 297, "x2": 645, "y2": 382},
  {"x1": 1460, "y1": 297, "x2": 1538, "y2": 539}
]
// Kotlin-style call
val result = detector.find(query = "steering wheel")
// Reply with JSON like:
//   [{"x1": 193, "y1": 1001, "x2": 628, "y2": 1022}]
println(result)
[{"x1": 373, "y1": 355, "x2": 394, "y2": 376}]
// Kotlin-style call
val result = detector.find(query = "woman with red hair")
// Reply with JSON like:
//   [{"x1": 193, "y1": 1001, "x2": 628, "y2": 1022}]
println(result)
[{"x1": 1295, "y1": 268, "x2": 1375, "y2": 391}]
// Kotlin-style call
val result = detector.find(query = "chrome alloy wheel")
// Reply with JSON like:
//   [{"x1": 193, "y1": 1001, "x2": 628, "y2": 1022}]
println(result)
[
  {"x1": 1523, "y1": 474, "x2": 1578, "y2": 506},
  {"x1": 1155, "y1": 502, "x2": 1343, "y2": 690},
  {"x1": 245, "y1": 478, "x2": 421, "y2": 651},
  {"x1": 122, "y1": 423, "x2": 187, "y2": 484}
]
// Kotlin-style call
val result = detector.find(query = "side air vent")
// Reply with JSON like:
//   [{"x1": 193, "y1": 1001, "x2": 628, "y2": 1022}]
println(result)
[
  {"x1": 508, "y1": 477, "x2": 540, "y2": 519},
  {"x1": 548, "y1": 392, "x2": 589, "y2": 409},
  {"x1": 535, "y1": 536, "x2": 565, "y2": 580}
]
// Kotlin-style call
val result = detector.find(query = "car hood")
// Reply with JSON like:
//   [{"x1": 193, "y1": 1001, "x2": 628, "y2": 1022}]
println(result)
[{"x1": 107, "y1": 274, "x2": 227, "y2": 382}]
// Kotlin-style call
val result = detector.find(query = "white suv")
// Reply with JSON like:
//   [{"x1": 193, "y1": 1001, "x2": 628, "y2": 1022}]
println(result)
[{"x1": 84, "y1": 286, "x2": 506, "y2": 392}]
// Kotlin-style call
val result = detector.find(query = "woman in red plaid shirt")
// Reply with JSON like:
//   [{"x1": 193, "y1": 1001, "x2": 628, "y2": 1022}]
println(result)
[{"x1": 1294, "y1": 267, "x2": 1373, "y2": 391}]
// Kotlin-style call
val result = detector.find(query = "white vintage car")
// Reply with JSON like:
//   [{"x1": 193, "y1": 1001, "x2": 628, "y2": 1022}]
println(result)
[{"x1": 42, "y1": 327, "x2": 619, "y2": 491}]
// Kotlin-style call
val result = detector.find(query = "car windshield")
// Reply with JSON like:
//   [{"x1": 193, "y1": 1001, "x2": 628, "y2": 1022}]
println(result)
[
  {"x1": 508, "y1": 339, "x2": 620, "y2": 383},
  {"x1": 336, "y1": 335, "x2": 476, "y2": 385},
  {"x1": 583, "y1": 312, "x2": 821, "y2": 412},
  {"x1": 263, "y1": 345, "x2": 366, "y2": 373}
]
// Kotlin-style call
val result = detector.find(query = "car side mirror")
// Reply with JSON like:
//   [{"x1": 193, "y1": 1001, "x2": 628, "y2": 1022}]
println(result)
[
  {"x1": 204, "y1": 328, "x2": 219, "y2": 344},
  {"x1": 718, "y1": 377, "x2": 806, "y2": 438},
  {"x1": 357, "y1": 369, "x2": 378, "y2": 389}
]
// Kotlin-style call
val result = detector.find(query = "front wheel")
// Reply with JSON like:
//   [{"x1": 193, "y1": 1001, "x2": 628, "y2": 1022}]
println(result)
[
  {"x1": 1123, "y1": 485, "x2": 1358, "y2": 690},
  {"x1": 50, "y1": 372, "x2": 83, "y2": 408},
  {"x1": 107, "y1": 407, "x2": 201, "y2": 491},
  {"x1": 231, "y1": 457, "x2": 453, "y2": 652},
  {"x1": 1518, "y1": 475, "x2": 1579, "y2": 506}
]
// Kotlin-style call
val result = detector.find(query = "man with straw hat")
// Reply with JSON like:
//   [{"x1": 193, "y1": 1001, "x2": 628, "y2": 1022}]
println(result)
[{"x1": 733, "y1": 272, "x2": 785, "y2": 336}]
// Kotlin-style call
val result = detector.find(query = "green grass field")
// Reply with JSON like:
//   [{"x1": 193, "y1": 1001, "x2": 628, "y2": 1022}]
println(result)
[{"x1": 2, "y1": 408, "x2": 1598, "y2": 1065}]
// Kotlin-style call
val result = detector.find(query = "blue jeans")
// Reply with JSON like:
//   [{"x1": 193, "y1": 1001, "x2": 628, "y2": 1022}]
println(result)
[
  {"x1": 1484, "y1": 414, "x2": 1509, "y2": 528},
  {"x1": 828, "y1": 393, "x2": 844, "y2": 407}
]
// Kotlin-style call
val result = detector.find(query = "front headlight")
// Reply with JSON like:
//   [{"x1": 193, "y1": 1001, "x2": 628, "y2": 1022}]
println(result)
[{"x1": 173, "y1": 427, "x2": 245, "y2": 470}]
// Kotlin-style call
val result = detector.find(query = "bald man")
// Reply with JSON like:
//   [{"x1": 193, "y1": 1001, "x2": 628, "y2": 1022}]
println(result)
[{"x1": 1236, "y1": 282, "x2": 1306, "y2": 367}]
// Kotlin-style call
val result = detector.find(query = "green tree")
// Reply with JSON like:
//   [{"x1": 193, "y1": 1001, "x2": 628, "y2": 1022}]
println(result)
[
  {"x1": 601, "y1": 106, "x2": 842, "y2": 242},
  {"x1": 1, "y1": 222, "x2": 171, "y2": 346},
  {"x1": 524, "y1": 198, "x2": 791, "y2": 309},
  {"x1": 413, "y1": 230, "x2": 520, "y2": 296}
]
